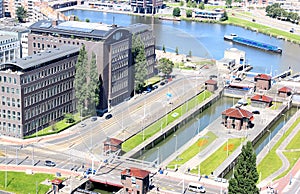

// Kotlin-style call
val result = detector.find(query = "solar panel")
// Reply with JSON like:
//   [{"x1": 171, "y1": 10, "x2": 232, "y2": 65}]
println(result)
[
  {"x1": 55, "y1": 25, "x2": 93, "y2": 33},
  {"x1": 40, "y1": 23, "x2": 51, "y2": 28}
]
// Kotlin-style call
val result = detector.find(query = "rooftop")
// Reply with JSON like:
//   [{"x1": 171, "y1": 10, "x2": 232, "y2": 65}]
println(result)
[
  {"x1": 0, "y1": 45, "x2": 79, "y2": 71},
  {"x1": 251, "y1": 94, "x2": 273, "y2": 103},
  {"x1": 222, "y1": 108, "x2": 253, "y2": 119},
  {"x1": 255, "y1": 74, "x2": 272, "y2": 80},
  {"x1": 121, "y1": 167, "x2": 150, "y2": 179}
]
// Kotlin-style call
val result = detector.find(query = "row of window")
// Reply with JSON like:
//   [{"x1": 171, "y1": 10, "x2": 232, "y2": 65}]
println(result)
[
  {"x1": 112, "y1": 43, "x2": 129, "y2": 55},
  {"x1": 0, "y1": 110, "x2": 21, "y2": 121},
  {"x1": 0, "y1": 42, "x2": 19, "y2": 52},
  {"x1": 23, "y1": 70, "x2": 74, "y2": 94},
  {"x1": 112, "y1": 68, "x2": 128, "y2": 82},
  {"x1": 24, "y1": 103, "x2": 74, "y2": 133},
  {"x1": 21, "y1": 61, "x2": 75, "y2": 84},
  {"x1": 1, "y1": 96, "x2": 21, "y2": 107},
  {"x1": 112, "y1": 59, "x2": 128, "y2": 71},
  {"x1": 33, "y1": 36, "x2": 81, "y2": 46},
  {"x1": 0, "y1": 75, "x2": 17, "y2": 84},
  {"x1": 111, "y1": 80, "x2": 128, "y2": 94},
  {"x1": 1, "y1": 86, "x2": 20, "y2": 94},
  {"x1": 24, "y1": 82, "x2": 74, "y2": 107},
  {"x1": 112, "y1": 51, "x2": 128, "y2": 63},
  {"x1": 0, "y1": 122, "x2": 21, "y2": 134}
]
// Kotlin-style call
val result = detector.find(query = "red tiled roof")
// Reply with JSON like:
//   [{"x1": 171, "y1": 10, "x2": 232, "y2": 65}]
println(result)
[
  {"x1": 110, "y1": 138, "x2": 123, "y2": 146},
  {"x1": 251, "y1": 95, "x2": 273, "y2": 103},
  {"x1": 121, "y1": 167, "x2": 150, "y2": 179},
  {"x1": 222, "y1": 108, "x2": 253, "y2": 119},
  {"x1": 254, "y1": 74, "x2": 272, "y2": 80},
  {"x1": 278, "y1": 86, "x2": 292, "y2": 93},
  {"x1": 51, "y1": 178, "x2": 63, "y2": 185},
  {"x1": 205, "y1": 79, "x2": 217, "y2": 85}
]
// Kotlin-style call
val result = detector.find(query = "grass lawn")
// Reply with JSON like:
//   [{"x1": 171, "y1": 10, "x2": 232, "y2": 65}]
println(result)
[
  {"x1": 224, "y1": 17, "x2": 300, "y2": 43},
  {"x1": 257, "y1": 117, "x2": 300, "y2": 181},
  {"x1": 275, "y1": 128, "x2": 300, "y2": 179},
  {"x1": 190, "y1": 138, "x2": 244, "y2": 175},
  {"x1": 122, "y1": 90, "x2": 212, "y2": 152},
  {"x1": 145, "y1": 76, "x2": 161, "y2": 86},
  {"x1": 270, "y1": 102, "x2": 282, "y2": 110},
  {"x1": 167, "y1": 131, "x2": 217, "y2": 169},
  {"x1": 25, "y1": 113, "x2": 82, "y2": 139},
  {"x1": 0, "y1": 171, "x2": 55, "y2": 194}
]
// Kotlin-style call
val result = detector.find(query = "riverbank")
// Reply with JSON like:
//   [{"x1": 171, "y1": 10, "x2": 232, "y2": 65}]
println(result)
[{"x1": 59, "y1": 5, "x2": 300, "y2": 44}]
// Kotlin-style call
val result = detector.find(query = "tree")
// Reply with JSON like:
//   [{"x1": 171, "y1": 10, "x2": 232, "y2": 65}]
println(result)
[
  {"x1": 175, "y1": 47, "x2": 179, "y2": 55},
  {"x1": 228, "y1": 141, "x2": 259, "y2": 194},
  {"x1": 132, "y1": 35, "x2": 147, "y2": 93},
  {"x1": 226, "y1": 0, "x2": 232, "y2": 8},
  {"x1": 186, "y1": 9, "x2": 193, "y2": 18},
  {"x1": 192, "y1": 1, "x2": 197, "y2": 8},
  {"x1": 187, "y1": 0, "x2": 192, "y2": 8},
  {"x1": 85, "y1": 18, "x2": 90, "y2": 22},
  {"x1": 64, "y1": 113, "x2": 75, "y2": 123},
  {"x1": 198, "y1": 2, "x2": 205, "y2": 10},
  {"x1": 87, "y1": 52, "x2": 100, "y2": 115},
  {"x1": 173, "y1": 7, "x2": 181, "y2": 17},
  {"x1": 75, "y1": 45, "x2": 88, "y2": 115},
  {"x1": 157, "y1": 58, "x2": 174, "y2": 78},
  {"x1": 179, "y1": 1, "x2": 184, "y2": 6},
  {"x1": 188, "y1": 50, "x2": 192, "y2": 57},
  {"x1": 16, "y1": 6, "x2": 27, "y2": 23}
]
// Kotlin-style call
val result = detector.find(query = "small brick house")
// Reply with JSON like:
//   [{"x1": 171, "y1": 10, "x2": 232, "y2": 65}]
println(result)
[
  {"x1": 278, "y1": 86, "x2": 292, "y2": 98},
  {"x1": 254, "y1": 74, "x2": 272, "y2": 90},
  {"x1": 103, "y1": 137, "x2": 123, "y2": 155},
  {"x1": 121, "y1": 167, "x2": 150, "y2": 194},
  {"x1": 251, "y1": 94, "x2": 273, "y2": 108},
  {"x1": 222, "y1": 108, "x2": 253, "y2": 130},
  {"x1": 205, "y1": 79, "x2": 218, "y2": 92}
]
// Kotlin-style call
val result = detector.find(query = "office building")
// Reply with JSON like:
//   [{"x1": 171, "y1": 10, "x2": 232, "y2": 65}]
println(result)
[
  {"x1": 0, "y1": 45, "x2": 79, "y2": 138},
  {"x1": 130, "y1": 0, "x2": 163, "y2": 13},
  {"x1": 0, "y1": 33, "x2": 20, "y2": 63},
  {"x1": 28, "y1": 20, "x2": 156, "y2": 113}
]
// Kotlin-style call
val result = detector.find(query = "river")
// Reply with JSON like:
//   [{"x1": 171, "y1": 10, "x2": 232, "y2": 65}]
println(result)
[{"x1": 63, "y1": 9, "x2": 300, "y2": 74}]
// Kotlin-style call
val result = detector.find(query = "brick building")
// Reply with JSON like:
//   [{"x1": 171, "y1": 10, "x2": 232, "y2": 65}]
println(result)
[
  {"x1": 121, "y1": 167, "x2": 150, "y2": 194},
  {"x1": 0, "y1": 45, "x2": 79, "y2": 138},
  {"x1": 278, "y1": 86, "x2": 292, "y2": 98},
  {"x1": 254, "y1": 74, "x2": 272, "y2": 90},
  {"x1": 222, "y1": 108, "x2": 253, "y2": 130},
  {"x1": 205, "y1": 79, "x2": 218, "y2": 92},
  {"x1": 251, "y1": 94, "x2": 273, "y2": 108},
  {"x1": 28, "y1": 20, "x2": 156, "y2": 113}
]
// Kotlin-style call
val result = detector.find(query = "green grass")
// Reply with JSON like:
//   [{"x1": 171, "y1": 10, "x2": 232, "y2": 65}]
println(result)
[
  {"x1": 145, "y1": 76, "x2": 161, "y2": 86},
  {"x1": 25, "y1": 113, "x2": 82, "y2": 139},
  {"x1": 223, "y1": 17, "x2": 300, "y2": 43},
  {"x1": 122, "y1": 90, "x2": 212, "y2": 152},
  {"x1": 0, "y1": 171, "x2": 55, "y2": 194},
  {"x1": 275, "y1": 128, "x2": 300, "y2": 179},
  {"x1": 257, "y1": 117, "x2": 300, "y2": 181},
  {"x1": 166, "y1": 3, "x2": 181, "y2": 7},
  {"x1": 167, "y1": 131, "x2": 217, "y2": 169},
  {"x1": 190, "y1": 138, "x2": 244, "y2": 175}
]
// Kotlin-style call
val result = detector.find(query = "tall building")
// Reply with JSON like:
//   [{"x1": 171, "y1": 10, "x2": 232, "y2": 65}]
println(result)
[
  {"x1": 130, "y1": 0, "x2": 164, "y2": 13},
  {"x1": 0, "y1": 45, "x2": 79, "y2": 138},
  {"x1": 0, "y1": 34, "x2": 20, "y2": 63},
  {"x1": 28, "y1": 20, "x2": 156, "y2": 113},
  {"x1": 0, "y1": 0, "x2": 4, "y2": 18}
]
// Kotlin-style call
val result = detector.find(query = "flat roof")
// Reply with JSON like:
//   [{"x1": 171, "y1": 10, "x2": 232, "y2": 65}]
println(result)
[
  {"x1": 2, "y1": 45, "x2": 79, "y2": 70},
  {"x1": 0, "y1": 34, "x2": 18, "y2": 41}
]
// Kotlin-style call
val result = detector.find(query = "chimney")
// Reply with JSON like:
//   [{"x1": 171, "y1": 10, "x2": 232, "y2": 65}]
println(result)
[{"x1": 52, "y1": 20, "x2": 58, "y2": 27}]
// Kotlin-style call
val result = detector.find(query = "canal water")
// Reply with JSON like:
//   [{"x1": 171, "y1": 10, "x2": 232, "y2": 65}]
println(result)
[{"x1": 64, "y1": 9, "x2": 300, "y2": 73}]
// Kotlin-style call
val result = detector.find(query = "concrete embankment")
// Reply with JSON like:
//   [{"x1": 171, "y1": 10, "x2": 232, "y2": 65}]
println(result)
[{"x1": 123, "y1": 88, "x2": 224, "y2": 159}]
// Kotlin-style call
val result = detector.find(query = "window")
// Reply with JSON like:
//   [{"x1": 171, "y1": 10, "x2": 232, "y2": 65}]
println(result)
[{"x1": 1, "y1": 86, "x2": 4, "y2": 92}]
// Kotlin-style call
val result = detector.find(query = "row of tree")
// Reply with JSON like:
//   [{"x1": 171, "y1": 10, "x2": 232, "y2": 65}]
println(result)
[{"x1": 266, "y1": 3, "x2": 299, "y2": 23}]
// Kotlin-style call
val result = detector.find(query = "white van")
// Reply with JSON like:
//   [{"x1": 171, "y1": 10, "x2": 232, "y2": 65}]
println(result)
[{"x1": 188, "y1": 182, "x2": 206, "y2": 193}]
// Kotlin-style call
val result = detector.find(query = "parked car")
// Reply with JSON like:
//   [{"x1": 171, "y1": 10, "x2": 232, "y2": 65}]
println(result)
[
  {"x1": 80, "y1": 123, "x2": 86, "y2": 128},
  {"x1": 153, "y1": 85, "x2": 158, "y2": 90},
  {"x1": 105, "y1": 113, "x2": 112, "y2": 120},
  {"x1": 85, "y1": 168, "x2": 96, "y2": 175},
  {"x1": 290, "y1": 28, "x2": 295, "y2": 33},
  {"x1": 91, "y1": 116, "x2": 97, "y2": 121},
  {"x1": 209, "y1": 75, "x2": 218, "y2": 79},
  {"x1": 160, "y1": 81, "x2": 165, "y2": 86},
  {"x1": 44, "y1": 160, "x2": 56, "y2": 167},
  {"x1": 252, "y1": 110, "x2": 260, "y2": 114},
  {"x1": 235, "y1": 77, "x2": 242, "y2": 81}
]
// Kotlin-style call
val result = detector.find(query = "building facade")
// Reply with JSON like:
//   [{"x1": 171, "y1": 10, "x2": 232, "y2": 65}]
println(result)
[
  {"x1": 28, "y1": 20, "x2": 156, "y2": 113},
  {"x1": 121, "y1": 167, "x2": 150, "y2": 194},
  {"x1": 0, "y1": 34, "x2": 20, "y2": 63},
  {"x1": 131, "y1": 0, "x2": 163, "y2": 14},
  {"x1": 222, "y1": 108, "x2": 253, "y2": 130},
  {"x1": 0, "y1": 45, "x2": 79, "y2": 138}
]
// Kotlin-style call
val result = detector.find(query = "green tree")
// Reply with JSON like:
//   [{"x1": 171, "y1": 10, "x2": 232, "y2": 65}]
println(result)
[
  {"x1": 228, "y1": 141, "x2": 259, "y2": 194},
  {"x1": 132, "y1": 35, "x2": 147, "y2": 93},
  {"x1": 87, "y1": 52, "x2": 100, "y2": 115},
  {"x1": 175, "y1": 46, "x2": 179, "y2": 55},
  {"x1": 179, "y1": 1, "x2": 184, "y2": 6},
  {"x1": 226, "y1": 0, "x2": 232, "y2": 7},
  {"x1": 157, "y1": 58, "x2": 174, "y2": 78},
  {"x1": 198, "y1": 2, "x2": 205, "y2": 10},
  {"x1": 186, "y1": 9, "x2": 193, "y2": 18},
  {"x1": 162, "y1": 44, "x2": 166, "y2": 53},
  {"x1": 188, "y1": 50, "x2": 192, "y2": 57},
  {"x1": 85, "y1": 18, "x2": 90, "y2": 22},
  {"x1": 75, "y1": 45, "x2": 88, "y2": 116},
  {"x1": 16, "y1": 6, "x2": 27, "y2": 23},
  {"x1": 64, "y1": 113, "x2": 75, "y2": 123},
  {"x1": 173, "y1": 7, "x2": 181, "y2": 17},
  {"x1": 187, "y1": 0, "x2": 192, "y2": 8},
  {"x1": 192, "y1": 1, "x2": 197, "y2": 8}
]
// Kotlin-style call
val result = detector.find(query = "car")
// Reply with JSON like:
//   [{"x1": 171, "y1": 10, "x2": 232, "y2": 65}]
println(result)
[
  {"x1": 80, "y1": 123, "x2": 86, "y2": 128},
  {"x1": 235, "y1": 77, "x2": 242, "y2": 81},
  {"x1": 153, "y1": 85, "x2": 158, "y2": 90},
  {"x1": 252, "y1": 110, "x2": 260, "y2": 114},
  {"x1": 91, "y1": 117, "x2": 97, "y2": 121},
  {"x1": 160, "y1": 81, "x2": 165, "y2": 86},
  {"x1": 44, "y1": 160, "x2": 56, "y2": 167},
  {"x1": 142, "y1": 91, "x2": 148, "y2": 95},
  {"x1": 209, "y1": 75, "x2": 218, "y2": 79},
  {"x1": 85, "y1": 168, "x2": 96, "y2": 175},
  {"x1": 105, "y1": 113, "x2": 112, "y2": 120},
  {"x1": 188, "y1": 183, "x2": 206, "y2": 193},
  {"x1": 290, "y1": 28, "x2": 295, "y2": 33}
]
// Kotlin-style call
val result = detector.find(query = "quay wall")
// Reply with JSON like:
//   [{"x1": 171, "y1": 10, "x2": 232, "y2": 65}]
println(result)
[{"x1": 123, "y1": 88, "x2": 224, "y2": 159}]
